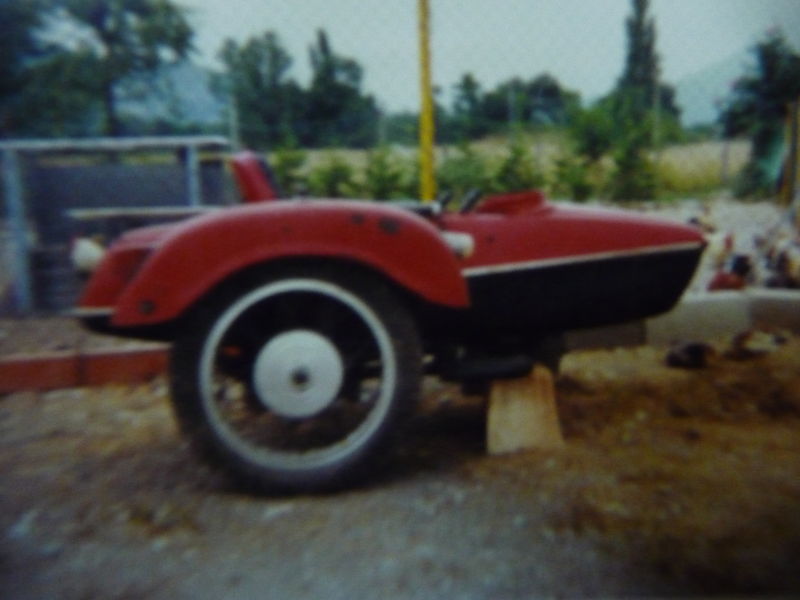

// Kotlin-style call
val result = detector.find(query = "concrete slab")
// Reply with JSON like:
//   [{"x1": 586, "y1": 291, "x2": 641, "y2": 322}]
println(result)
[
  {"x1": 646, "y1": 292, "x2": 751, "y2": 346},
  {"x1": 748, "y1": 289, "x2": 800, "y2": 332}
]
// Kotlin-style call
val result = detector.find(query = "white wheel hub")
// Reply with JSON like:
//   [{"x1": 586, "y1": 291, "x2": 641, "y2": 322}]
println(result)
[{"x1": 252, "y1": 329, "x2": 344, "y2": 418}]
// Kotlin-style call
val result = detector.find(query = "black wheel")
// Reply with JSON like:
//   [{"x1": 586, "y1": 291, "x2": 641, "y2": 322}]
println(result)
[{"x1": 169, "y1": 267, "x2": 422, "y2": 492}]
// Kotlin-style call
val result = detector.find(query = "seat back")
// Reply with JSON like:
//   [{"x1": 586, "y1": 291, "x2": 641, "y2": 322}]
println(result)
[{"x1": 230, "y1": 151, "x2": 283, "y2": 203}]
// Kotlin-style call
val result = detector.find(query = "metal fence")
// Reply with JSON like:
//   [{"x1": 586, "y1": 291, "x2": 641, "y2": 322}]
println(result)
[{"x1": 0, "y1": 137, "x2": 230, "y2": 314}]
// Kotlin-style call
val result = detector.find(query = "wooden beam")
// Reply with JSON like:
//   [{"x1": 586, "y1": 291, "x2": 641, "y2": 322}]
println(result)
[{"x1": 487, "y1": 365, "x2": 565, "y2": 455}]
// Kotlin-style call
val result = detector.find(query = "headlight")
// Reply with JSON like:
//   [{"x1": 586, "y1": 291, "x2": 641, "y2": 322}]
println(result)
[{"x1": 441, "y1": 231, "x2": 475, "y2": 259}]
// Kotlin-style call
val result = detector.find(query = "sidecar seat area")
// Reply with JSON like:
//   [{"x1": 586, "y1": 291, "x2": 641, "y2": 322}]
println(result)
[{"x1": 231, "y1": 151, "x2": 284, "y2": 203}]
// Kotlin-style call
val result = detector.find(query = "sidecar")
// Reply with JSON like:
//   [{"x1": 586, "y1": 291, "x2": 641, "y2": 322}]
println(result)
[{"x1": 75, "y1": 156, "x2": 705, "y2": 492}]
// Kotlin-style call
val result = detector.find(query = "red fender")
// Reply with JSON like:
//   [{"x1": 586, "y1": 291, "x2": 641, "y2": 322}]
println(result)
[{"x1": 107, "y1": 200, "x2": 469, "y2": 327}]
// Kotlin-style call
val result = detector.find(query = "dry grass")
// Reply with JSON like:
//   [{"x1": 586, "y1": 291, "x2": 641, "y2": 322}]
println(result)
[{"x1": 656, "y1": 139, "x2": 750, "y2": 196}]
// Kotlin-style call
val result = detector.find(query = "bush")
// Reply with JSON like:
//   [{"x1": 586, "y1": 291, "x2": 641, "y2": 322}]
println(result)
[
  {"x1": 552, "y1": 154, "x2": 593, "y2": 201},
  {"x1": 489, "y1": 140, "x2": 546, "y2": 193},
  {"x1": 307, "y1": 154, "x2": 356, "y2": 197},
  {"x1": 362, "y1": 146, "x2": 404, "y2": 200},
  {"x1": 271, "y1": 144, "x2": 307, "y2": 196},
  {"x1": 436, "y1": 143, "x2": 490, "y2": 198},
  {"x1": 610, "y1": 134, "x2": 658, "y2": 200}
]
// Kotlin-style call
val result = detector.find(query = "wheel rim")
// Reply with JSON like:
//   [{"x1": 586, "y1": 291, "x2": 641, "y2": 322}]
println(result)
[
  {"x1": 252, "y1": 329, "x2": 344, "y2": 418},
  {"x1": 198, "y1": 279, "x2": 397, "y2": 472}
]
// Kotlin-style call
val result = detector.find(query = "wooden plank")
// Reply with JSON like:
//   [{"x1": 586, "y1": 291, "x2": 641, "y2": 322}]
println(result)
[
  {"x1": 81, "y1": 347, "x2": 168, "y2": 387},
  {"x1": 487, "y1": 365, "x2": 565, "y2": 455},
  {"x1": 0, "y1": 347, "x2": 168, "y2": 392},
  {"x1": 0, "y1": 352, "x2": 79, "y2": 393}
]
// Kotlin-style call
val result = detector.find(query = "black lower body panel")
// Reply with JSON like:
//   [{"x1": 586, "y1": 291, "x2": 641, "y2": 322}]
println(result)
[{"x1": 460, "y1": 247, "x2": 702, "y2": 341}]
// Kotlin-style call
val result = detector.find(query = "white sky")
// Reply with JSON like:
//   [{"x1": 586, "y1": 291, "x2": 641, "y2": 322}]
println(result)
[{"x1": 178, "y1": 0, "x2": 800, "y2": 112}]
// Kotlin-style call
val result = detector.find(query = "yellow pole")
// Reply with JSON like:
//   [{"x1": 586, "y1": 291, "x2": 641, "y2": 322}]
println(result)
[{"x1": 418, "y1": 0, "x2": 436, "y2": 202}]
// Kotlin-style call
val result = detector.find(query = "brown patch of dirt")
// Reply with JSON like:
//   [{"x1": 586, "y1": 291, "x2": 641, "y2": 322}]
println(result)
[{"x1": 1, "y1": 328, "x2": 799, "y2": 597}]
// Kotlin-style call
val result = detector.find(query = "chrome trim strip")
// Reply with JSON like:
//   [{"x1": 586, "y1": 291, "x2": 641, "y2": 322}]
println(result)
[{"x1": 463, "y1": 241, "x2": 704, "y2": 277}]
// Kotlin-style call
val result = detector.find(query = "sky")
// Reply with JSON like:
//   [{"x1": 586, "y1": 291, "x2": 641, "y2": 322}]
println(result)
[{"x1": 177, "y1": 0, "x2": 800, "y2": 113}]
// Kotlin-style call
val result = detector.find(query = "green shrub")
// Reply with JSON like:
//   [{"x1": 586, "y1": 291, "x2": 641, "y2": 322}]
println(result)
[
  {"x1": 307, "y1": 154, "x2": 356, "y2": 197},
  {"x1": 490, "y1": 140, "x2": 546, "y2": 193},
  {"x1": 552, "y1": 154, "x2": 593, "y2": 201},
  {"x1": 436, "y1": 143, "x2": 490, "y2": 198},
  {"x1": 362, "y1": 146, "x2": 405, "y2": 200},
  {"x1": 271, "y1": 144, "x2": 307, "y2": 196},
  {"x1": 610, "y1": 136, "x2": 658, "y2": 201}
]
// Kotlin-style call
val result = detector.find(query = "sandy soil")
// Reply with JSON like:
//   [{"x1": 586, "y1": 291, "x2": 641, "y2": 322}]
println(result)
[{"x1": 2, "y1": 330, "x2": 799, "y2": 598}]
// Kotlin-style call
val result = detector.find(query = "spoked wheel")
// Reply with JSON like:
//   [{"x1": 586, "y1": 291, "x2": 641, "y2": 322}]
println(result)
[{"x1": 170, "y1": 268, "x2": 422, "y2": 492}]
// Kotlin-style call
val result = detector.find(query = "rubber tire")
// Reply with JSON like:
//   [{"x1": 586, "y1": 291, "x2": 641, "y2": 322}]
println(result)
[{"x1": 169, "y1": 266, "x2": 422, "y2": 493}]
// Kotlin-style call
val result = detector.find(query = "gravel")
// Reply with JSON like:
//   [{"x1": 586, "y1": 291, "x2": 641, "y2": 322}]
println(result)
[{"x1": 2, "y1": 335, "x2": 800, "y2": 598}]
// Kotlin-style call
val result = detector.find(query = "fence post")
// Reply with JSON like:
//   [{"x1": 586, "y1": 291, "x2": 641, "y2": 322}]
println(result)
[
  {"x1": 2, "y1": 149, "x2": 33, "y2": 314},
  {"x1": 418, "y1": 0, "x2": 436, "y2": 202},
  {"x1": 185, "y1": 144, "x2": 201, "y2": 207},
  {"x1": 786, "y1": 98, "x2": 800, "y2": 230}
]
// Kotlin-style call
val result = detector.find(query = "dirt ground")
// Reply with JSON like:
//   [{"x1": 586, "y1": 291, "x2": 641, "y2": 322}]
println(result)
[{"x1": 1, "y1": 319, "x2": 799, "y2": 598}]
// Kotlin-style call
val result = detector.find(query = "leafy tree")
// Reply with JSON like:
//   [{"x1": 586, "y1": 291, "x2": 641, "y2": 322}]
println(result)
[
  {"x1": 54, "y1": 0, "x2": 193, "y2": 136},
  {"x1": 720, "y1": 30, "x2": 800, "y2": 196},
  {"x1": 452, "y1": 73, "x2": 487, "y2": 140},
  {"x1": 304, "y1": 29, "x2": 379, "y2": 148},
  {"x1": 0, "y1": 0, "x2": 47, "y2": 134},
  {"x1": 220, "y1": 32, "x2": 302, "y2": 148},
  {"x1": 0, "y1": 0, "x2": 101, "y2": 136},
  {"x1": 593, "y1": 0, "x2": 682, "y2": 199},
  {"x1": 568, "y1": 103, "x2": 616, "y2": 163},
  {"x1": 474, "y1": 74, "x2": 579, "y2": 136},
  {"x1": 383, "y1": 111, "x2": 418, "y2": 145},
  {"x1": 612, "y1": 0, "x2": 679, "y2": 124},
  {"x1": 527, "y1": 73, "x2": 580, "y2": 127},
  {"x1": 12, "y1": 48, "x2": 103, "y2": 137}
]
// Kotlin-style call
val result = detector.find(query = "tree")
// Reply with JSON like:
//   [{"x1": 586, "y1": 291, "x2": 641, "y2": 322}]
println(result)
[
  {"x1": 55, "y1": 0, "x2": 193, "y2": 136},
  {"x1": 526, "y1": 73, "x2": 580, "y2": 127},
  {"x1": 304, "y1": 29, "x2": 378, "y2": 147},
  {"x1": 599, "y1": 0, "x2": 682, "y2": 199},
  {"x1": 220, "y1": 32, "x2": 301, "y2": 148},
  {"x1": 568, "y1": 103, "x2": 615, "y2": 164},
  {"x1": 613, "y1": 0, "x2": 679, "y2": 123},
  {"x1": 475, "y1": 74, "x2": 579, "y2": 136},
  {"x1": 0, "y1": 0, "x2": 45, "y2": 133},
  {"x1": 452, "y1": 73, "x2": 487, "y2": 140},
  {"x1": 720, "y1": 30, "x2": 800, "y2": 196}
]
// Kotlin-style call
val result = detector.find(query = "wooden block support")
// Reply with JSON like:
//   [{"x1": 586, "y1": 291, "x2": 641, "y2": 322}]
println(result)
[{"x1": 487, "y1": 364, "x2": 565, "y2": 455}]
